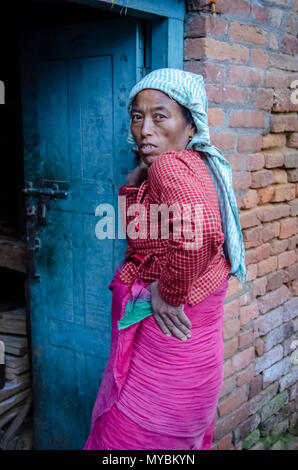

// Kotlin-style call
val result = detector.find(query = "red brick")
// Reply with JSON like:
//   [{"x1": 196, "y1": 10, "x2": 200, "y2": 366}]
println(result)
[
  {"x1": 290, "y1": 279, "x2": 298, "y2": 295},
  {"x1": 270, "y1": 53, "x2": 298, "y2": 73},
  {"x1": 246, "y1": 153, "x2": 265, "y2": 171},
  {"x1": 254, "y1": 88, "x2": 274, "y2": 111},
  {"x1": 243, "y1": 224, "x2": 277, "y2": 249},
  {"x1": 237, "y1": 363, "x2": 255, "y2": 387},
  {"x1": 257, "y1": 256, "x2": 278, "y2": 277},
  {"x1": 210, "y1": 131, "x2": 235, "y2": 150},
  {"x1": 229, "y1": 22, "x2": 268, "y2": 46},
  {"x1": 238, "y1": 134, "x2": 263, "y2": 152},
  {"x1": 251, "y1": 169, "x2": 274, "y2": 188},
  {"x1": 272, "y1": 88, "x2": 298, "y2": 113},
  {"x1": 285, "y1": 262, "x2": 298, "y2": 281},
  {"x1": 239, "y1": 301, "x2": 259, "y2": 326},
  {"x1": 230, "y1": 111, "x2": 265, "y2": 129},
  {"x1": 281, "y1": 34, "x2": 298, "y2": 56},
  {"x1": 287, "y1": 169, "x2": 298, "y2": 183},
  {"x1": 233, "y1": 172, "x2": 252, "y2": 191},
  {"x1": 271, "y1": 113, "x2": 298, "y2": 133},
  {"x1": 217, "y1": 433, "x2": 233, "y2": 450},
  {"x1": 184, "y1": 61, "x2": 227, "y2": 83},
  {"x1": 277, "y1": 250, "x2": 297, "y2": 269},
  {"x1": 215, "y1": 0, "x2": 251, "y2": 16},
  {"x1": 208, "y1": 108, "x2": 225, "y2": 126},
  {"x1": 255, "y1": 337, "x2": 265, "y2": 357},
  {"x1": 226, "y1": 154, "x2": 245, "y2": 171},
  {"x1": 284, "y1": 151, "x2": 298, "y2": 169},
  {"x1": 245, "y1": 243, "x2": 272, "y2": 264},
  {"x1": 239, "y1": 291, "x2": 252, "y2": 306},
  {"x1": 288, "y1": 234, "x2": 298, "y2": 250},
  {"x1": 251, "y1": 49, "x2": 269, "y2": 68},
  {"x1": 265, "y1": 69, "x2": 298, "y2": 88},
  {"x1": 251, "y1": 4, "x2": 268, "y2": 22},
  {"x1": 266, "y1": 270, "x2": 288, "y2": 291},
  {"x1": 248, "y1": 374, "x2": 263, "y2": 399},
  {"x1": 184, "y1": 37, "x2": 250, "y2": 63},
  {"x1": 257, "y1": 186, "x2": 275, "y2": 204},
  {"x1": 289, "y1": 199, "x2": 298, "y2": 216},
  {"x1": 239, "y1": 328, "x2": 254, "y2": 349},
  {"x1": 224, "y1": 299, "x2": 239, "y2": 320},
  {"x1": 270, "y1": 238, "x2": 289, "y2": 255},
  {"x1": 257, "y1": 284, "x2": 290, "y2": 314},
  {"x1": 272, "y1": 169, "x2": 288, "y2": 184},
  {"x1": 220, "y1": 376, "x2": 235, "y2": 399},
  {"x1": 226, "y1": 277, "x2": 243, "y2": 298},
  {"x1": 269, "y1": 33, "x2": 279, "y2": 50},
  {"x1": 252, "y1": 276, "x2": 267, "y2": 297},
  {"x1": 263, "y1": 150, "x2": 284, "y2": 168},
  {"x1": 261, "y1": 221, "x2": 280, "y2": 242},
  {"x1": 206, "y1": 84, "x2": 245, "y2": 104},
  {"x1": 232, "y1": 347, "x2": 255, "y2": 372},
  {"x1": 287, "y1": 133, "x2": 298, "y2": 148},
  {"x1": 256, "y1": 203, "x2": 290, "y2": 222},
  {"x1": 239, "y1": 208, "x2": 261, "y2": 229},
  {"x1": 213, "y1": 402, "x2": 250, "y2": 441},
  {"x1": 223, "y1": 318, "x2": 241, "y2": 340},
  {"x1": 262, "y1": 133, "x2": 286, "y2": 149},
  {"x1": 271, "y1": 183, "x2": 296, "y2": 202},
  {"x1": 224, "y1": 337, "x2": 239, "y2": 359},
  {"x1": 279, "y1": 217, "x2": 298, "y2": 239},
  {"x1": 246, "y1": 263, "x2": 257, "y2": 282},
  {"x1": 229, "y1": 65, "x2": 264, "y2": 86},
  {"x1": 184, "y1": 14, "x2": 228, "y2": 38},
  {"x1": 242, "y1": 189, "x2": 258, "y2": 209},
  {"x1": 218, "y1": 387, "x2": 247, "y2": 417},
  {"x1": 223, "y1": 359, "x2": 234, "y2": 379}
]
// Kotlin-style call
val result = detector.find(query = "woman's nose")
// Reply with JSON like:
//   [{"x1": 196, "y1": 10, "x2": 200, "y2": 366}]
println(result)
[{"x1": 140, "y1": 117, "x2": 154, "y2": 136}]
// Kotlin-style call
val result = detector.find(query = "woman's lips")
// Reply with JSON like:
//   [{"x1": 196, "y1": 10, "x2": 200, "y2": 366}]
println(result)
[{"x1": 139, "y1": 144, "x2": 157, "y2": 155}]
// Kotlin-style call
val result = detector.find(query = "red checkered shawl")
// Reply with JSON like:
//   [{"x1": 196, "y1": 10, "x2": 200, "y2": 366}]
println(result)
[{"x1": 118, "y1": 149, "x2": 231, "y2": 306}]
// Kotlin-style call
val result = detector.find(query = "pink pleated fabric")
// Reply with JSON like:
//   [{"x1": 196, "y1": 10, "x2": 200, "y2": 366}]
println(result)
[{"x1": 84, "y1": 267, "x2": 229, "y2": 450}]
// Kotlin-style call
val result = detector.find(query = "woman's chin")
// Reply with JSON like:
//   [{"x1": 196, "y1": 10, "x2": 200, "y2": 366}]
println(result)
[{"x1": 142, "y1": 154, "x2": 159, "y2": 166}]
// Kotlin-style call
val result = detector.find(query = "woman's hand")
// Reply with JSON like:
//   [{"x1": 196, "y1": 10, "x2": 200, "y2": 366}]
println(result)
[
  {"x1": 125, "y1": 148, "x2": 149, "y2": 186},
  {"x1": 148, "y1": 280, "x2": 192, "y2": 341}
]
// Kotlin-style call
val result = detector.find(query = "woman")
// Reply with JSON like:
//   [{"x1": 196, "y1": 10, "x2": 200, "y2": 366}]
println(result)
[{"x1": 84, "y1": 68, "x2": 246, "y2": 450}]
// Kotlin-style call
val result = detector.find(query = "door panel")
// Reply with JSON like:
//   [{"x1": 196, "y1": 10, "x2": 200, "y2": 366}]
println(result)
[{"x1": 20, "y1": 18, "x2": 143, "y2": 449}]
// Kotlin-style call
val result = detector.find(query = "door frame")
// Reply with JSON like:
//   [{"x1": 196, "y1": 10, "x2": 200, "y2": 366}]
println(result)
[{"x1": 64, "y1": 0, "x2": 186, "y2": 70}]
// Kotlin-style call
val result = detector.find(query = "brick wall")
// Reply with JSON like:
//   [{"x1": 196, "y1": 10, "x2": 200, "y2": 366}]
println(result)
[{"x1": 184, "y1": 0, "x2": 298, "y2": 450}]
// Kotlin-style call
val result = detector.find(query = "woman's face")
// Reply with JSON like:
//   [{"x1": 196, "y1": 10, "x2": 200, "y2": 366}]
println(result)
[{"x1": 130, "y1": 89, "x2": 195, "y2": 166}]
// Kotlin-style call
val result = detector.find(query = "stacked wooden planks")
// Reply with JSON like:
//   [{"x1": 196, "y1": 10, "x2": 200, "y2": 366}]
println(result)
[{"x1": 0, "y1": 305, "x2": 32, "y2": 447}]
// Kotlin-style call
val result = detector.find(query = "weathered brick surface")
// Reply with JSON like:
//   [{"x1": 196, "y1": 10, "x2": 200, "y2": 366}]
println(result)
[{"x1": 185, "y1": 0, "x2": 298, "y2": 449}]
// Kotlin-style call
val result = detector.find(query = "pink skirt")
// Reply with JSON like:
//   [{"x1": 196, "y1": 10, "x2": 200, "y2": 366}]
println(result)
[{"x1": 84, "y1": 269, "x2": 229, "y2": 450}]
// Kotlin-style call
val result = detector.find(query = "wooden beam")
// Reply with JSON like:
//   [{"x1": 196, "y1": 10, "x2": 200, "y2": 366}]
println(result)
[
  {"x1": 63, "y1": 0, "x2": 186, "y2": 20},
  {"x1": 151, "y1": 17, "x2": 184, "y2": 70}
]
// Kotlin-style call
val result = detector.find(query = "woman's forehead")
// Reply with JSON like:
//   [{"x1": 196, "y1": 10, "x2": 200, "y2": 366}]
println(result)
[{"x1": 131, "y1": 89, "x2": 177, "y2": 110}]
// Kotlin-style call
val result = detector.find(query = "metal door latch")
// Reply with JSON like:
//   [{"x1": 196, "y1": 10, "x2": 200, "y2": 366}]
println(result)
[{"x1": 22, "y1": 182, "x2": 68, "y2": 279}]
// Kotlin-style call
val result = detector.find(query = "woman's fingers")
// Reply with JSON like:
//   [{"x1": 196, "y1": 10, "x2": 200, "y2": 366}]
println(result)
[
  {"x1": 176, "y1": 310, "x2": 192, "y2": 329},
  {"x1": 160, "y1": 313, "x2": 190, "y2": 341},
  {"x1": 153, "y1": 314, "x2": 172, "y2": 336},
  {"x1": 167, "y1": 313, "x2": 192, "y2": 338}
]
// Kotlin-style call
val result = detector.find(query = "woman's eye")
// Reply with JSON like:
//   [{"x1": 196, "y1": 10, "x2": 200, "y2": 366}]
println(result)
[{"x1": 131, "y1": 114, "x2": 166, "y2": 121}]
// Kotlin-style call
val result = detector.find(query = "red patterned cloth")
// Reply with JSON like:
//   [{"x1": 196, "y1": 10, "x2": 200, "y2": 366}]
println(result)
[{"x1": 118, "y1": 149, "x2": 231, "y2": 306}]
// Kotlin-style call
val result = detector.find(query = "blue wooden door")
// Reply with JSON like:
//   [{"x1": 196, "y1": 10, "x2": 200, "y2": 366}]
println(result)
[{"x1": 20, "y1": 18, "x2": 143, "y2": 450}]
